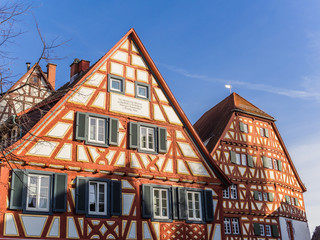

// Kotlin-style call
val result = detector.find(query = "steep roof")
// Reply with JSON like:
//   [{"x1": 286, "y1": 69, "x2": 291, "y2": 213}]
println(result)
[
  {"x1": 194, "y1": 92, "x2": 274, "y2": 152},
  {"x1": 194, "y1": 92, "x2": 306, "y2": 192},
  {"x1": 10, "y1": 28, "x2": 231, "y2": 186}
]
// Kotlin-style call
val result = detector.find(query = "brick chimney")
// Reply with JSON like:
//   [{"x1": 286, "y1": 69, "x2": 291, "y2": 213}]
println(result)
[
  {"x1": 46, "y1": 63, "x2": 57, "y2": 90},
  {"x1": 70, "y1": 58, "x2": 90, "y2": 80}
]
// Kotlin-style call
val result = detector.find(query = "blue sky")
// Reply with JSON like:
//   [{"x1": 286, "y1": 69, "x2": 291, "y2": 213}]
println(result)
[{"x1": 4, "y1": 0, "x2": 320, "y2": 234}]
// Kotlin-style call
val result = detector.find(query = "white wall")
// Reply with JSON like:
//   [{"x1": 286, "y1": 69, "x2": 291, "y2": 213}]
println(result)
[{"x1": 279, "y1": 217, "x2": 311, "y2": 240}]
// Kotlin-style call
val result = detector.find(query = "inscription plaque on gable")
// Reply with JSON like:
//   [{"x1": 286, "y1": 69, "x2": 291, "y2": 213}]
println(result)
[{"x1": 110, "y1": 93, "x2": 150, "y2": 118}]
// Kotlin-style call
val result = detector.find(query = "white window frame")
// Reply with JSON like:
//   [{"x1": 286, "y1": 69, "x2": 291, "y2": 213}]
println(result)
[
  {"x1": 26, "y1": 174, "x2": 50, "y2": 212},
  {"x1": 241, "y1": 154, "x2": 247, "y2": 166},
  {"x1": 243, "y1": 123, "x2": 248, "y2": 133},
  {"x1": 224, "y1": 218, "x2": 232, "y2": 234},
  {"x1": 140, "y1": 126, "x2": 155, "y2": 152},
  {"x1": 230, "y1": 185, "x2": 238, "y2": 199},
  {"x1": 88, "y1": 116, "x2": 106, "y2": 144},
  {"x1": 265, "y1": 225, "x2": 272, "y2": 236},
  {"x1": 110, "y1": 78, "x2": 123, "y2": 92},
  {"x1": 260, "y1": 224, "x2": 265, "y2": 236},
  {"x1": 153, "y1": 188, "x2": 169, "y2": 219},
  {"x1": 236, "y1": 153, "x2": 241, "y2": 165},
  {"x1": 88, "y1": 181, "x2": 107, "y2": 216},
  {"x1": 187, "y1": 191, "x2": 202, "y2": 221},
  {"x1": 223, "y1": 187, "x2": 230, "y2": 199},
  {"x1": 232, "y1": 218, "x2": 240, "y2": 234}
]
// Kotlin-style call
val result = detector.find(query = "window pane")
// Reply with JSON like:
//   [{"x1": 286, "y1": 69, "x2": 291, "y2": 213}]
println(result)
[
  {"x1": 236, "y1": 154, "x2": 241, "y2": 165},
  {"x1": 138, "y1": 86, "x2": 147, "y2": 98},
  {"x1": 89, "y1": 183, "x2": 97, "y2": 212},
  {"x1": 98, "y1": 119, "x2": 105, "y2": 142},
  {"x1": 241, "y1": 154, "x2": 247, "y2": 166},
  {"x1": 111, "y1": 79, "x2": 121, "y2": 91},
  {"x1": 90, "y1": 118, "x2": 96, "y2": 140}
]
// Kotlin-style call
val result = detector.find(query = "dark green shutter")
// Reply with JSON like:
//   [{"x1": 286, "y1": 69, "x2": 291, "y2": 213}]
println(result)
[
  {"x1": 278, "y1": 160, "x2": 282, "y2": 171},
  {"x1": 75, "y1": 177, "x2": 87, "y2": 214},
  {"x1": 271, "y1": 225, "x2": 279, "y2": 237},
  {"x1": 53, "y1": 173, "x2": 68, "y2": 212},
  {"x1": 204, "y1": 190, "x2": 214, "y2": 222},
  {"x1": 230, "y1": 151, "x2": 237, "y2": 164},
  {"x1": 254, "y1": 191, "x2": 259, "y2": 200},
  {"x1": 264, "y1": 128, "x2": 269, "y2": 137},
  {"x1": 9, "y1": 169, "x2": 25, "y2": 210},
  {"x1": 295, "y1": 198, "x2": 299, "y2": 206},
  {"x1": 254, "y1": 223, "x2": 261, "y2": 236},
  {"x1": 268, "y1": 192, "x2": 274, "y2": 202},
  {"x1": 172, "y1": 187, "x2": 179, "y2": 220},
  {"x1": 129, "y1": 122, "x2": 139, "y2": 149},
  {"x1": 141, "y1": 185, "x2": 152, "y2": 218},
  {"x1": 247, "y1": 155, "x2": 254, "y2": 167},
  {"x1": 178, "y1": 188, "x2": 187, "y2": 220},
  {"x1": 75, "y1": 112, "x2": 87, "y2": 141},
  {"x1": 239, "y1": 122, "x2": 245, "y2": 132},
  {"x1": 111, "y1": 180, "x2": 122, "y2": 216},
  {"x1": 109, "y1": 118, "x2": 119, "y2": 146},
  {"x1": 262, "y1": 156, "x2": 268, "y2": 168},
  {"x1": 158, "y1": 127, "x2": 167, "y2": 153}
]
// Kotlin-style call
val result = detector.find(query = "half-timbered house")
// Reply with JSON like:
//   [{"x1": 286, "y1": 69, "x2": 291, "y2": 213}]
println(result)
[
  {"x1": 194, "y1": 92, "x2": 310, "y2": 240},
  {"x1": 0, "y1": 29, "x2": 231, "y2": 239}
]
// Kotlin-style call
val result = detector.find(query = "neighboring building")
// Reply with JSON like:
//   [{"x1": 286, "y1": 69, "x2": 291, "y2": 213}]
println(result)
[
  {"x1": 0, "y1": 29, "x2": 231, "y2": 239},
  {"x1": 194, "y1": 93, "x2": 310, "y2": 240}
]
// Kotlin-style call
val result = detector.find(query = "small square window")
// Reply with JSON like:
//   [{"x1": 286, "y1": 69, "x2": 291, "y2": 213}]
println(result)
[
  {"x1": 187, "y1": 191, "x2": 202, "y2": 221},
  {"x1": 108, "y1": 74, "x2": 125, "y2": 94},
  {"x1": 135, "y1": 82, "x2": 150, "y2": 100}
]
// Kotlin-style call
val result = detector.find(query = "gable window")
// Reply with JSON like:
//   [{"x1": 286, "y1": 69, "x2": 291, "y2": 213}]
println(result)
[
  {"x1": 108, "y1": 74, "x2": 125, "y2": 94},
  {"x1": 260, "y1": 127, "x2": 269, "y2": 137},
  {"x1": 222, "y1": 187, "x2": 230, "y2": 199},
  {"x1": 129, "y1": 122, "x2": 167, "y2": 154},
  {"x1": 9, "y1": 169, "x2": 67, "y2": 214},
  {"x1": 75, "y1": 112, "x2": 119, "y2": 147},
  {"x1": 224, "y1": 218, "x2": 232, "y2": 234},
  {"x1": 75, "y1": 177, "x2": 121, "y2": 218},
  {"x1": 135, "y1": 82, "x2": 150, "y2": 100},
  {"x1": 187, "y1": 191, "x2": 202, "y2": 221},
  {"x1": 88, "y1": 181, "x2": 107, "y2": 215},
  {"x1": 224, "y1": 218, "x2": 240, "y2": 235},
  {"x1": 27, "y1": 174, "x2": 50, "y2": 212},
  {"x1": 262, "y1": 156, "x2": 273, "y2": 169},
  {"x1": 153, "y1": 188, "x2": 169, "y2": 219},
  {"x1": 239, "y1": 122, "x2": 248, "y2": 133},
  {"x1": 230, "y1": 185, "x2": 238, "y2": 199},
  {"x1": 230, "y1": 151, "x2": 254, "y2": 167},
  {"x1": 140, "y1": 126, "x2": 155, "y2": 151},
  {"x1": 265, "y1": 225, "x2": 272, "y2": 236},
  {"x1": 88, "y1": 117, "x2": 106, "y2": 144}
]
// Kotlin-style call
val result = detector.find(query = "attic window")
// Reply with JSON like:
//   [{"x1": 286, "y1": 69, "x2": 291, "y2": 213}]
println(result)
[
  {"x1": 33, "y1": 76, "x2": 38, "y2": 84},
  {"x1": 135, "y1": 82, "x2": 150, "y2": 100},
  {"x1": 108, "y1": 74, "x2": 125, "y2": 94}
]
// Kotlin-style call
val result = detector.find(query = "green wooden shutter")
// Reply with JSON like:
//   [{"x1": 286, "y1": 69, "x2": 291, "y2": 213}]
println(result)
[
  {"x1": 75, "y1": 112, "x2": 87, "y2": 141},
  {"x1": 230, "y1": 151, "x2": 237, "y2": 164},
  {"x1": 172, "y1": 187, "x2": 179, "y2": 220},
  {"x1": 264, "y1": 128, "x2": 269, "y2": 137},
  {"x1": 53, "y1": 173, "x2": 68, "y2": 212},
  {"x1": 254, "y1": 223, "x2": 261, "y2": 235},
  {"x1": 239, "y1": 122, "x2": 245, "y2": 132},
  {"x1": 247, "y1": 155, "x2": 254, "y2": 167},
  {"x1": 158, "y1": 127, "x2": 167, "y2": 153},
  {"x1": 268, "y1": 192, "x2": 274, "y2": 202},
  {"x1": 109, "y1": 118, "x2": 119, "y2": 146},
  {"x1": 129, "y1": 122, "x2": 139, "y2": 149},
  {"x1": 271, "y1": 225, "x2": 279, "y2": 237},
  {"x1": 178, "y1": 188, "x2": 187, "y2": 220},
  {"x1": 111, "y1": 180, "x2": 122, "y2": 216},
  {"x1": 253, "y1": 191, "x2": 259, "y2": 200},
  {"x1": 278, "y1": 160, "x2": 282, "y2": 171},
  {"x1": 9, "y1": 169, "x2": 25, "y2": 210},
  {"x1": 75, "y1": 177, "x2": 87, "y2": 214},
  {"x1": 204, "y1": 190, "x2": 214, "y2": 222},
  {"x1": 141, "y1": 185, "x2": 152, "y2": 218},
  {"x1": 294, "y1": 198, "x2": 299, "y2": 206}
]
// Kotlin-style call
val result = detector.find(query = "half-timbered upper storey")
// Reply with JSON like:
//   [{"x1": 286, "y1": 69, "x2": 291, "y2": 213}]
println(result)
[
  {"x1": 194, "y1": 93, "x2": 309, "y2": 239},
  {"x1": 0, "y1": 29, "x2": 231, "y2": 240}
]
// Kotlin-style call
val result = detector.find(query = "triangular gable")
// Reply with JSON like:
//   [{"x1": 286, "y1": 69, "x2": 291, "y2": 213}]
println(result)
[
  {"x1": 194, "y1": 93, "x2": 306, "y2": 191},
  {"x1": 8, "y1": 29, "x2": 230, "y2": 186}
]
